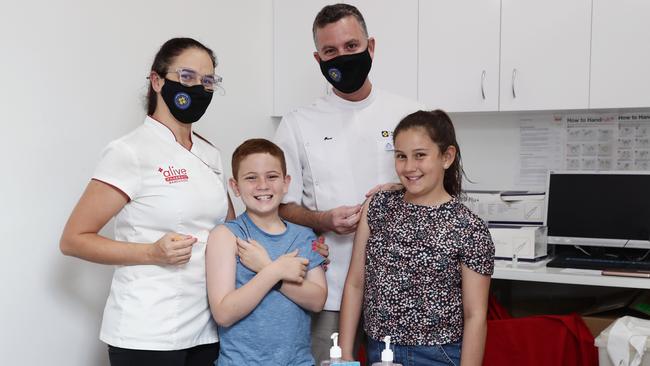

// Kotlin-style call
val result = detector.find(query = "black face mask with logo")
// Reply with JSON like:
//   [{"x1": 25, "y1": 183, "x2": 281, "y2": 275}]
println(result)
[
  {"x1": 160, "y1": 79, "x2": 213, "y2": 124},
  {"x1": 319, "y1": 48, "x2": 372, "y2": 94}
]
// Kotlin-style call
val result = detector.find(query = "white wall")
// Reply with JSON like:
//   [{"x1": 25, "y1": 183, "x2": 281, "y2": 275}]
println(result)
[
  {"x1": 453, "y1": 112, "x2": 523, "y2": 191},
  {"x1": 0, "y1": 1, "x2": 273, "y2": 364}
]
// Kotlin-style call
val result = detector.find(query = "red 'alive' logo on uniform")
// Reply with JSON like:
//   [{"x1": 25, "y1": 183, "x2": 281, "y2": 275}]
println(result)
[{"x1": 158, "y1": 166, "x2": 189, "y2": 183}]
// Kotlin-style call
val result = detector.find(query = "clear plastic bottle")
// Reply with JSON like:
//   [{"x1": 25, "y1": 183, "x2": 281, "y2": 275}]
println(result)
[
  {"x1": 371, "y1": 336, "x2": 402, "y2": 366},
  {"x1": 321, "y1": 332, "x2": 360, "y2": 366}
]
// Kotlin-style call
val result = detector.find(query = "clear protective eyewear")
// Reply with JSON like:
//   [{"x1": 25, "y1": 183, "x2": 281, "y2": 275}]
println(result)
[{"x1": 167, "y1": 67, "x2": 223, "y2": 92}]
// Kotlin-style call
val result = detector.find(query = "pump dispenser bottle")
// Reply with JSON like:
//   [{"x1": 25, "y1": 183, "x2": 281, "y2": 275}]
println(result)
[
  {"x1": 371, "y1": 336, "x2": 402, "y2": 366},
  {"x1": 320, "y1": 332, "x2": 342, "y2": 365},
  {"x1": 320, "y1": 332, "x2": 360, "y2": 366}
]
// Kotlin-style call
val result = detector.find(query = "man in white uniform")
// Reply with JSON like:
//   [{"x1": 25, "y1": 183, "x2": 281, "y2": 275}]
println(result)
[{"x1": 273, "y1": 4, "x2": 423, "y2": 363}]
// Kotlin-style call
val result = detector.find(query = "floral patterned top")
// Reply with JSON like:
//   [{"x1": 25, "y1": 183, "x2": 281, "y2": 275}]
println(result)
[{"x1": 363, "y1": 189, "x2": 494, "y2": 345}]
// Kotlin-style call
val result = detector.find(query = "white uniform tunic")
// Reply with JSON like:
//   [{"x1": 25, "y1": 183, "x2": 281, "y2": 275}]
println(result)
[
  {"x1": 94, "y1": 116, "x2": 228, "y2": 350},
  {"x1": 274, "y1": 88, "x2": 423, "y2": 311}
]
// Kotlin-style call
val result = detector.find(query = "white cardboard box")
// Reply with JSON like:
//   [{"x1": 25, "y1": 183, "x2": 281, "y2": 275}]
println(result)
[
  {"x1": 463, "y1": 191, "x2": 545, "y2": 224},
  {"x1": 489, "y1": 225, "x2": 548, "y2": 261}
]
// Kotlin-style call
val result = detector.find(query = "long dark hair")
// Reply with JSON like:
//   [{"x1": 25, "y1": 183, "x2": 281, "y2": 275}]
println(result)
[
  {"x1": 146, "y1": 38, "x2": 216, "y2": 115},
  {"x1": 393, "y1": 109, "x2": 466, "y2": 197}
]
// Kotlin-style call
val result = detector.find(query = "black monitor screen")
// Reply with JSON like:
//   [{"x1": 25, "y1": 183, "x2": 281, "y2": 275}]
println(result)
[{"x1": 546, "y1": 172, "x2": 650, "y2": 245}]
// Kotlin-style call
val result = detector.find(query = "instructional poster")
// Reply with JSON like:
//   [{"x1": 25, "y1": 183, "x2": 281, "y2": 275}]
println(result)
[
  {"x1": 516, "y1": 117, "x2": 565, "y2": 188},
  {"x1": 565, "y1": 114, "x2": 617, "y2": 171},
  {"x1": 617, "y1": 114, "x2": 650, "y2": 170},
  {"x1": 517, "y1": 112, "x2": 650, "y2": 189}
]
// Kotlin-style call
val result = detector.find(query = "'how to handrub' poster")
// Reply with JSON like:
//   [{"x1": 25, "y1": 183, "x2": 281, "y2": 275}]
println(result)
[{"x1": 517, "y1": 112, "x2": 650, "y2": 189}]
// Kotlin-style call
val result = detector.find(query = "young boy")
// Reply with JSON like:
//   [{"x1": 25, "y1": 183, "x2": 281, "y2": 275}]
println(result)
[{"x1": 206, "y1": 138, "x2": 327, "y2": 366}]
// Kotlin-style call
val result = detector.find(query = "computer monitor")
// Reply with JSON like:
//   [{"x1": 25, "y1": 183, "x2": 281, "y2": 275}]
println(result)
[{"x1": 545, "y1": 171, "x2": 650, "y2": 249}]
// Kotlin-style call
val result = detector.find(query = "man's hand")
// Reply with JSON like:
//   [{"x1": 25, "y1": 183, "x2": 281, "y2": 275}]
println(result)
[
  {"x1": 236, "y1": 237, "x2": 272, "y2": 273},
  {"x1": 322, "y1": 205, "x2": 362, "y2": 235}
]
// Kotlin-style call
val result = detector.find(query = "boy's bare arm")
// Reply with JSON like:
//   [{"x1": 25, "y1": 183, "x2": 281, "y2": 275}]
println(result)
[
  {"x1": 206, "y1": 226, "x2": 307, "y2": 327},
  {"x1": 279, "y1": 266, "x2": 327, "y2": 312}
]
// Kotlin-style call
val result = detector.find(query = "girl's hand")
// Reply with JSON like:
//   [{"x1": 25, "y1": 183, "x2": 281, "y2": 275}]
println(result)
[
  {"x1": 150, "y1": 233, "x2": 196, "y2": 265},
  {"x1": 272, "y1": 250, "x2": 308, "y2": 283},
  {"x1": 236, "y1": 237, "x2": 272, "y2": 273}
]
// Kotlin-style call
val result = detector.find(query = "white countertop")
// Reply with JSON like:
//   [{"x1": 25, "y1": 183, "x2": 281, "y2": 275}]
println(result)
[{"x1": 493, "y1": 259, "x2": 650, "y2": 289}]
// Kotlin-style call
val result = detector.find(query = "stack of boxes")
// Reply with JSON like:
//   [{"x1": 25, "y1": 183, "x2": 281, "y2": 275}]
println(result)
[{"x1": 463, "y1": 191, "x2": 548, "y2": 261}]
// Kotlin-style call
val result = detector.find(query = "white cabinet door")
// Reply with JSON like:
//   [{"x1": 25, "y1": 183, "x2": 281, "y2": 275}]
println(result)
[
  {"x1": 273, "y1": 0, "x2": 418, "y2": 116},
  {"x1": 499, "y1": 0, "x2": 591, "y2": 111},
  {"x1": 590, "y1": 0, "x2": 650, "y2": 109},
  {"x1": 418, "y1": 0, "x2": 500, "y2": 112}
]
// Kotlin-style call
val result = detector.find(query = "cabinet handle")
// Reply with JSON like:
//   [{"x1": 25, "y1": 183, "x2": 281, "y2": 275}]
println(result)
[
  {"x1": 481, "y1": 70, "x2": 486, "y2": 100},
  {"x1": 511, "y1": 68, "x2": 517, "y2": 99}
]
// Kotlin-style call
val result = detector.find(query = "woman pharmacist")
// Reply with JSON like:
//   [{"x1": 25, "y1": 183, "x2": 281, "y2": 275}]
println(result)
[{"x1": 60, "y1": 37, "x2": 234, "y2": 366}]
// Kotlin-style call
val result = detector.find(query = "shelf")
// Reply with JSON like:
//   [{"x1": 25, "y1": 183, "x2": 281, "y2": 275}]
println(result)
[{"x1": 493, "y1": 259, "x2": 650, "y2": 289}]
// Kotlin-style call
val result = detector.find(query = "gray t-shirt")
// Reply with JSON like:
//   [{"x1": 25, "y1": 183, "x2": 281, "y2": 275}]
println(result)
[{"x1": 216, "y1": 212, "x2": 325, "y2": 366}]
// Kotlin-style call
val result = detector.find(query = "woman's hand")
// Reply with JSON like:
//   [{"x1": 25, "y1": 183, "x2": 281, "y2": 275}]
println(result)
[
  {"x1": 237, "y1": 237, "x2": 272, "y2": 273},
  {"x1": 312, "y1": 236, "x2": 330, "y2": 270},
  {"x1": 149, "y1": 233, "x2": 196, "y2": 265}
]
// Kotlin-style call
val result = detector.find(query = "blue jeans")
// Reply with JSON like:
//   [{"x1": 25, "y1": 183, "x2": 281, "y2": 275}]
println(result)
[{"x1": 366, "y1": 337, "x2": 461, "y2": 366}]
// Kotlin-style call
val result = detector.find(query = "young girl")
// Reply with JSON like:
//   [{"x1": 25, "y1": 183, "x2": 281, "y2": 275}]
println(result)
[{"x1": 338, "y1": 110, "x2": 494, "y2": 366}]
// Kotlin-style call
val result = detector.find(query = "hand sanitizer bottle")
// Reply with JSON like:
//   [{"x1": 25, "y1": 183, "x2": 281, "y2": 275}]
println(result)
[
  {"x1": 371, "y1": 336, "x2": 402, "y2": 366},
  {"x1": 320, "y1": 332, "x2": 342, "y2": 366},
  {"x1": 321, "y1": 332, "x2": 360, "y2": 366}
]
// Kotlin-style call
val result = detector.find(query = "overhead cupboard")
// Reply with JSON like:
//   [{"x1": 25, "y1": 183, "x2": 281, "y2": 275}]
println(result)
[
  {"x1": 590, "y1": 0, "x2": 650, "y2": 109},
  {"x1": 421, "y1": 0, "x2": 592, "y2": 112},
  {"x1": 273, "y1": 0, "x2": 650, "y2": 116}
]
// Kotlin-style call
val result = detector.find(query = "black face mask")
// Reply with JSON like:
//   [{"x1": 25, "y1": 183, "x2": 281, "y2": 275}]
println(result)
[
  {"x1": 160, "y1": 79, "x2": 213, "y2": 124},
  {"x1": 319, "y1": 48, "x2": 372, "y2": 94}
]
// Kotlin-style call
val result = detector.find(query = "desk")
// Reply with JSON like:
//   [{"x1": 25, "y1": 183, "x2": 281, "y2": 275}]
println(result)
[{"x1": 494, "y1": 259, "x2": 650, "y2": 289}]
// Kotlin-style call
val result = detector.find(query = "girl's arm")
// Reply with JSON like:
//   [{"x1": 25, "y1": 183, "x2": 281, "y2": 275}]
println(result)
[
  {"x1": 59, "y1": 180, "x2": 196, "y2": 265},
  {"x1": 206, "y1": 225, "x2": 309, "y2": 327},
  {"x1": 279, "y1": 266, "x2": 327, "y2": 312},
  {"x1": 338, "y1": 203, "x2": 370, "y2": 360},
  {"x1": 460, "y1": 264, "x2": 491, "y2": 366}
]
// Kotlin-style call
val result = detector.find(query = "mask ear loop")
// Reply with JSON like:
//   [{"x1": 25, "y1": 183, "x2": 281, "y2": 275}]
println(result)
[
  {"x1": 146, "y1": 72, "x2": 163, "y2": 90},
  {"x1": 214, "y1": 84, "x2": 226, "y2": 96}
]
